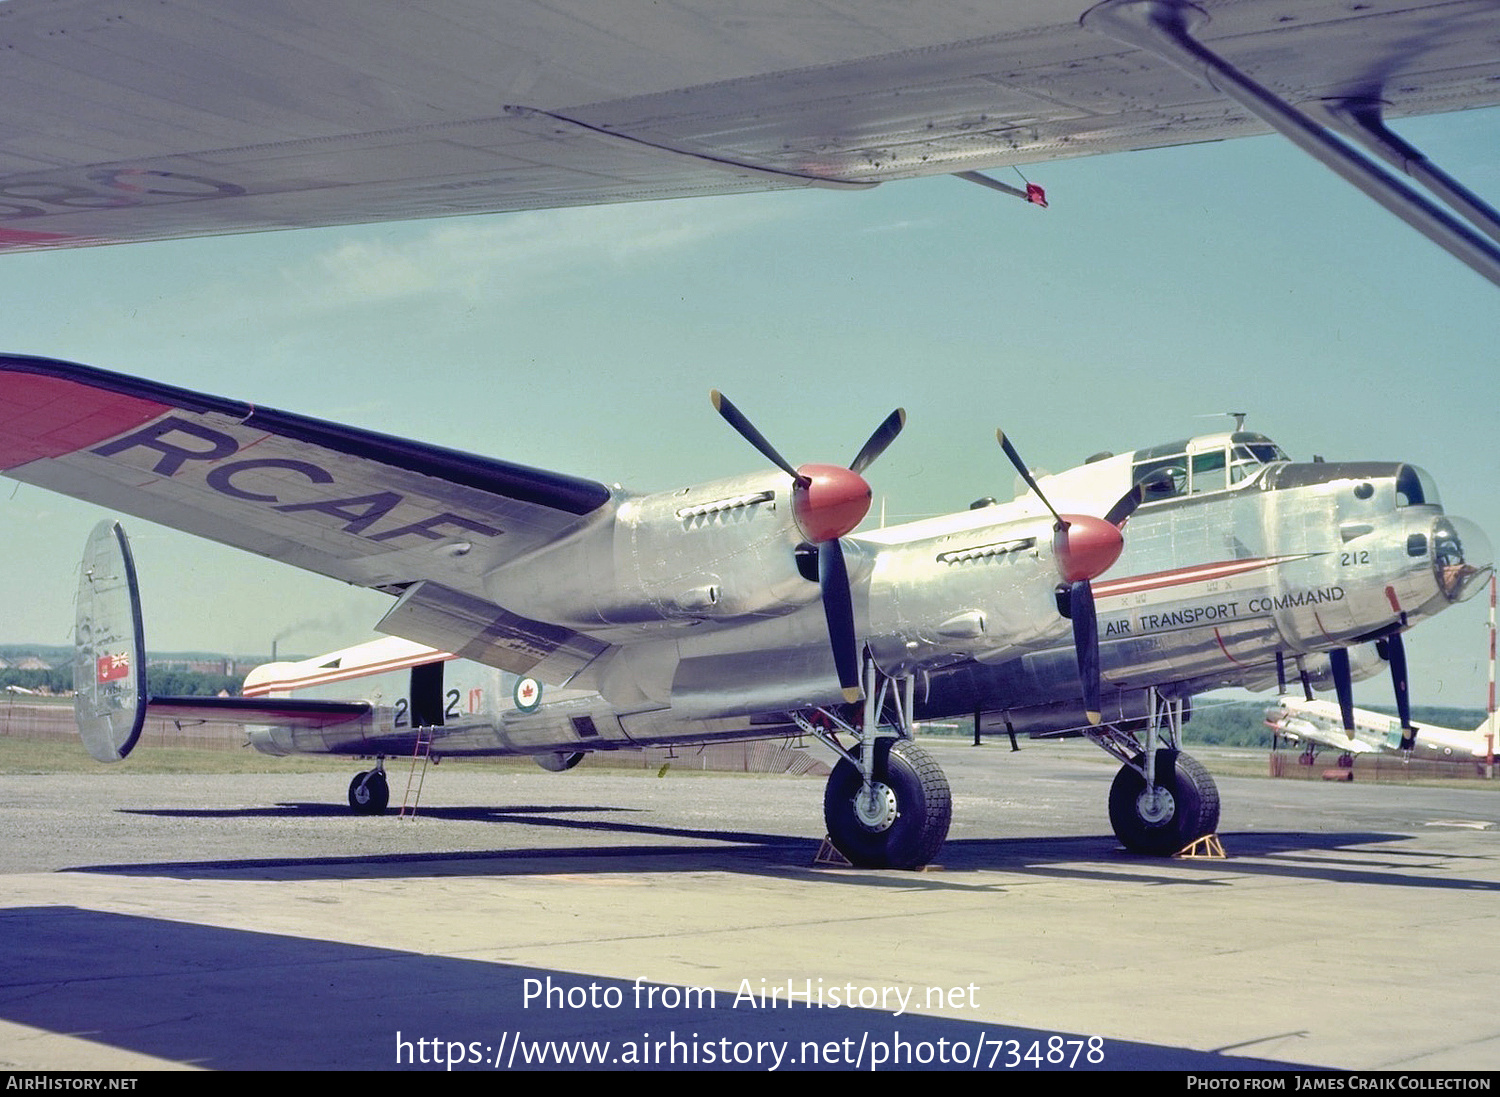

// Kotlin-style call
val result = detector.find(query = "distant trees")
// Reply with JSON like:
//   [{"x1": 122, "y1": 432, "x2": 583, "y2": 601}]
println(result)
[
  {"x1": 1183, "y1": 699, "x2": 1488, "y2": 748},
  {"x1": 922, "y1": 699, "x2": 1491, "y2": 748},
  {"x1": 0, "y1": 666, "x2": 72, "y2": 695},
  {"x1": 1182, "y1": 701, "x2": 1278, "y2": 747},
  {"x1": 0, "y1": 665, "x2": 241, "y2": 697},
  {"x1": 144, "y1": 668, "x2": 242, "y2": 697}
]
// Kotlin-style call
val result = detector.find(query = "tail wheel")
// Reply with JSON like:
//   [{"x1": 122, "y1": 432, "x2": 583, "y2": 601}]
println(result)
[
  {"x1": 348, "y1": 770, "x2": 389, "y2": 815},
  {"x1": 823, "y1": 739, "x2": 951, "y2": 869},
  {"x1": 1108, "y1": 749, "x2": 1219, "y2": 855}
]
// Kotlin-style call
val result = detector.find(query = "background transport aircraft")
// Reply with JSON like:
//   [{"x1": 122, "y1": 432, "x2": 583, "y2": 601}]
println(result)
[
  {"x1": 1264, "y1": 695, "x2": 1498, "y2": 767},
  {"x1": 54, "y1": 377, "x2": 1490, "y2": 865}
]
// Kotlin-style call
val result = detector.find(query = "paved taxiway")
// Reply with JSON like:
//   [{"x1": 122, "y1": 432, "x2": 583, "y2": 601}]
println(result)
[{"x1": 1, "y1": 739, "x2": 1497, "y2": 1071}]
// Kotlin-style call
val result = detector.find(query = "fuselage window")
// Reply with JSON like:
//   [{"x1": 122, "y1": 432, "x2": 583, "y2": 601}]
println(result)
[
  {"x1": 1230, "y1": 443, "x2": 1285, "y2": 483},
  {"x1": 1395, "y1": 465, "x2": 1441, "y2": 508},
  {"x1": 1133, "y1": 456, "x2": 1187, "y2": 501},
  {"x1": 1190, "y1": 450, "x2": 1227, "y2": 494}
]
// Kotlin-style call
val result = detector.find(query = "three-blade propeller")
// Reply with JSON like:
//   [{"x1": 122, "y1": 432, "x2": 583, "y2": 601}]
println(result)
[
  {"x1": 997, "y1": 430, "x2": 1145, "y2": 725},
  {"x1": 712, "y1": 392, "x2": 905, "y2": 703}
]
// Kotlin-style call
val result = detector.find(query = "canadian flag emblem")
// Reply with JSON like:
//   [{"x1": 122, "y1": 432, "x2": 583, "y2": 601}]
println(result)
[
  {"x1": 515, "y1": 677, "x2": 541, "y2": 710},
  {"x1": 96, "y1": 653, "x2": 131, "y2": 683}
]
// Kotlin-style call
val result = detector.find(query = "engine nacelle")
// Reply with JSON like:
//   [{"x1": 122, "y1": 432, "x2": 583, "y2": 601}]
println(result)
[
  {"x1": 487, "y1": 470, "x2": 819, "y2": 630},
  {"x1": 863, "y1": 516, "x2": 1072, "y2": 677}
]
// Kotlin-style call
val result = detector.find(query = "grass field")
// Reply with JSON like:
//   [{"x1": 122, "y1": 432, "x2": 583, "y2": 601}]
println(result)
[{"x1": 0, "y1": 735, "x2": 554, "y2": 777}]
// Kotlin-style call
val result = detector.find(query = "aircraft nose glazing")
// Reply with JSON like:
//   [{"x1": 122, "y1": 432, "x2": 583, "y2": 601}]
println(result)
[
  {"x1": 792, "y1": 463, "x2": 872, "y2": 543},
  {"x1": 1431, "y1": 515, "x2": 1493, "y2": 603}
]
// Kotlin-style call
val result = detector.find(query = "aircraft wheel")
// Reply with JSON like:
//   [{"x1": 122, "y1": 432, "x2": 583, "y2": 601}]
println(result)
[
  {"x1": 823, "y1": 739, "x2": 951, "y2": 869},
  {"x1": 348, "y1": 770, "x2": 389, "y2": 815},
  {"x1": 1108, "y1": 750, "x2": 1219, "y2": 856},
  {"x1": 535, "y1": 751, "x2": 586, "y2": 773}
]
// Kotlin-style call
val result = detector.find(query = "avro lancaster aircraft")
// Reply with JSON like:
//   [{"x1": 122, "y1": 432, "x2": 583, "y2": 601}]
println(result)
[{"x1": 47, "y1": 366, "x2": 1489, "y2": 866}]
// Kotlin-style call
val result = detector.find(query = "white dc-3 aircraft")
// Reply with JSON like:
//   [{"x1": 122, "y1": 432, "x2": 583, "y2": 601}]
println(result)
[
  {"x1": 1264, "y1": 695, "x2": 1498, "y2": 767},
  {"x1": 38, "y1": 372, "x2": 1492, "y2": 866},
  {"x1": 5, "y1": 1, "x2": 1500, "y2": 865}
]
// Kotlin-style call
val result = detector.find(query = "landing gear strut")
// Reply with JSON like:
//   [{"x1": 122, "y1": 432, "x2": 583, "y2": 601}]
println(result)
[
  {"x1": 348, "y1": 763, "x2": 389, "y2": 815},
  {"x1": 1088, "y1": 688, "x2": 1220, "y2": 854},
  {"x1": 796, "y1": 656, "x2": 951, "y2": 868}
]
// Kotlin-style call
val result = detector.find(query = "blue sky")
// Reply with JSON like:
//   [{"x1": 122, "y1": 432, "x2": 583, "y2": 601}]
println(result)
[{"x1": 2, "y1": 104, "x2": 1497, "y2": 710}]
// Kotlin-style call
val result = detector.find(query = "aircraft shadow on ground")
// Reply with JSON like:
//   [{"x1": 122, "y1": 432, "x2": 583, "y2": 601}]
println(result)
[
  {"x1": 123, "y1": 803, "x2": 644, "y2": 821},
  {"x1": 0, "y1": 906, "x2": 1315, "y2": 1071},
  {"x1": 69, "y1": 805, "x2": 1500, "y2": 894}
]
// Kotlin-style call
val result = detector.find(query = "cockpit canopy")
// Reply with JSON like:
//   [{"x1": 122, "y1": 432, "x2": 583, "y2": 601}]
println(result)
[{"x1": 1131, "y1": 432, "x2": 1290, "y2": 502}]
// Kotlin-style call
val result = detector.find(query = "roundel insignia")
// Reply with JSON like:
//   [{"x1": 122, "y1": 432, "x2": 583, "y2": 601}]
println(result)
[{"x1": 514, "y1": 676, "x2": 542, "y2": 712}]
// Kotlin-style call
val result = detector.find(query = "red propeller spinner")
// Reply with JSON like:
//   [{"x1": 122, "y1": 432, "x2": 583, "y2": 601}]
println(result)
[
  {"x1": 791, "y1": 463, "x2": 873, "y2": 544},
  {"x1": 1052, "y1": 513, "x2": 1124, "y2": 584}
]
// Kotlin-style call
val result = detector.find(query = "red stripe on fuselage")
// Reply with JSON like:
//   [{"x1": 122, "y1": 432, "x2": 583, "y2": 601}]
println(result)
[
  {"x1": 1093, "y1": 556, "x2": 1305, "y2": 599},
  {"x1": 242, "y1": 650, "x2": 458, "y2": 697},
  {"x1": 0, "y1": 373, "x2": 169, "y2": 469}
]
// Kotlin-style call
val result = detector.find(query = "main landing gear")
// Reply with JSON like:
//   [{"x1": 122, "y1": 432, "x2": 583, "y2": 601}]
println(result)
[
  {"x1": 1090, "y1": 689, "x2": 1220, "y2": 855},
  {"x1": 348, "y1": 762, "x2": 389, "y2": 815},
  {"x1": 795, "y1": 659, "x2": 952, "y2": 869},
  {"x1": 1290, "y1": 744, "x2": 1354, "y2": 768},
  {"x1": 823, "y1": 738, "x2": 951, "y2": 869}
]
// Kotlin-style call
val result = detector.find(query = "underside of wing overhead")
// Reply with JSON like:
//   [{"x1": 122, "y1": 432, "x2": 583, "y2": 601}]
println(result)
[{"x1": 0, "y1": 0, "x2": 1495, "y2": 250}]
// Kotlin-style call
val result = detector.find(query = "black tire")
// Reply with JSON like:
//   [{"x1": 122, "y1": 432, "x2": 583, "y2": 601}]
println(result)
[
  {"x1": 348, "y1": 770, "x2": 389, "y2": 815},
  {"x1": 823, "y1": 739, "x2": 951, "y2": 868},
  {"x1": 535, "y1": 751, "x2": 586, "y2": 773},
  {"x1": 1108, "y1": 749, "x2": 1219, "y2": 855}
]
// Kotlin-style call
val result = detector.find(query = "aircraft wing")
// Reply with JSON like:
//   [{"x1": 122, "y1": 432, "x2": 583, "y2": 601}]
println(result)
[
  {"x1": 2, "y1": 0, "x2": 1497, "y2": 251},
  {"x1": 1, "y1": 354, "x2": 615, "y2": 679},
  {"x1": 143, "y1": 696, "x2": 372, "y2": 729},
  {"x1": 1265, "y1": 705, "x2": 1377, "y2": 754}
]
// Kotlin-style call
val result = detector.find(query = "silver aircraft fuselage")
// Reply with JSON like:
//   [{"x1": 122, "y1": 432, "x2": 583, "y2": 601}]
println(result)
[
  {"x1": 914, "y1": 433, "x2": 1491, "y2": 733},
  {"x1": 243, "y1": 430, "x2": 1492, "y2": 759}
]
